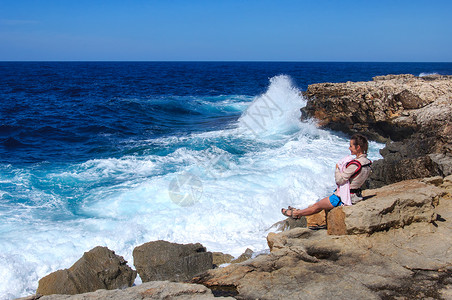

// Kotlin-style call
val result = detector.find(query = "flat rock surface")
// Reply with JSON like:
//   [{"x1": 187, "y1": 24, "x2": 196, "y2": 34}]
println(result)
[{"x1": 26, "y1": 281, "x2": 234, "y2": 300}]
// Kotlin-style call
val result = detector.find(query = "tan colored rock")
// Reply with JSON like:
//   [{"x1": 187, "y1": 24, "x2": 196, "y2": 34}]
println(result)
[
  {"x1": 212, "y1": 252, "x2": 234, "y2": 266},
  {"x1": 37, "y1": 246, "x2": 136, "y2": 296},
  {"x1": 327, "y1": 179, "x2": 443, "y2": 235},
  {"x1": 303, "y1": 74, "x2": 452, "y2": 140},
  {"x1": 301, "y1": 74, "x2": 452, "y2": 188},
  {"x1": 34, "y1": 281, "x2": 234, "y2": 300},
  {"x1": 326, "y1": 206, "x2": 346, "y2": 235},
  {"x1": 230, "y1": 248, "x2": 253, "y2": 264},
  {"x1": 305, "y1": 210, "x2": 326, "y2": 228}
]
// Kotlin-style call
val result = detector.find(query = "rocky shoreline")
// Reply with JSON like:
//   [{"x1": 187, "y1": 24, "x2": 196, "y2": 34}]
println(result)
[
  {"x1": 18, "y1": 74, "x2": 452, "y2": 300},
  {"x1": 193, "y1": 176, "x2": 452, "y2": 299},
  {"x1": 301, "y1": 74, "x2": 452, "y2": 188}
]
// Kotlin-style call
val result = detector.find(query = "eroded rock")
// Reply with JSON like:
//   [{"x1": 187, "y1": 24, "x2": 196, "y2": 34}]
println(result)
[
  {"x1": 37, "y1": 246, "x2": 136, "y2": 296},
  {"x1": 133, "y1": 240, "x2": 213, "y2": 282},
  {"x1": 301, "y1": 74, "x2": 452, "y2": 187}
]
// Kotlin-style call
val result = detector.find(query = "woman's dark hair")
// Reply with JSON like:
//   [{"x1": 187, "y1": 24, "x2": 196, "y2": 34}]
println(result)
[{"x1": 351, "y1": 134, "x2": 368, "y2": 154}]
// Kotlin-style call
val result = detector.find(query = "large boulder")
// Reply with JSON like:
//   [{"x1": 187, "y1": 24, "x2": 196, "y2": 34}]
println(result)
[
  {"x1": 327, "y1": 178, "x2": 444, "y2": 235},
  {"x1": 133, "y1": 240, "x2": 213, "y2": 282},
  {"x1": 37, "y1": 246, "x2": 136, "y2": 296}
]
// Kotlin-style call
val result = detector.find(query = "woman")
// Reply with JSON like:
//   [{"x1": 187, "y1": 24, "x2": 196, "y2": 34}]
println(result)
[{"x1": 281, "y1": 134, "x2": 372, "y2": 219}]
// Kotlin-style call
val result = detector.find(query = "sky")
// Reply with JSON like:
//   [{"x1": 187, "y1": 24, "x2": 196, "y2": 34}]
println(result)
[{"x1": 0, "y1": 0, "x2": 451, "y2": 62}]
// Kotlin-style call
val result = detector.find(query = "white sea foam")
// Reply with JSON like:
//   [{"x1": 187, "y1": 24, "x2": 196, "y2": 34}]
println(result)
[
  {"x1": 238, "y1": 75, "x2": 304, "y2": 137},
  {"x1": 0, "y1": 75, "x2": 384, "y2": 299},
  {"x1": 419, "y1": 72, "x2": 439, "y2": 77}
]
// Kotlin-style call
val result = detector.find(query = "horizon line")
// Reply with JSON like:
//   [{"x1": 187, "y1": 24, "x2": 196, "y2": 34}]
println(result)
[{"x1": 1, "y1": 60, "x2": 452, "y2": 63}]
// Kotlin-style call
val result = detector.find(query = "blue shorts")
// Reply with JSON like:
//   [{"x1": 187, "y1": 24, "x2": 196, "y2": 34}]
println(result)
[{"x1": 329, "y1": 194, "x2": 343, "y2": 207}]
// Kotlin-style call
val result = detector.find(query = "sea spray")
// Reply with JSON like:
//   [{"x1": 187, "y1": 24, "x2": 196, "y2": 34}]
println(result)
[{"x1": 238, "y1": 75, "x2": 304, "y2": 138}]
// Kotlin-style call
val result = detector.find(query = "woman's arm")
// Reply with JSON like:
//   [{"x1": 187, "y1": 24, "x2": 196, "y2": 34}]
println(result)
[{"x1": 335, "y1": 164, "x2": 359, "y2": 185}]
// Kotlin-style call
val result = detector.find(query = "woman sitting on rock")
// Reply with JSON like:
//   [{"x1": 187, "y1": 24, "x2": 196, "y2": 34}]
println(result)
[{"x1": 281, "y1": 134, "x2": 372, "y2": 219}]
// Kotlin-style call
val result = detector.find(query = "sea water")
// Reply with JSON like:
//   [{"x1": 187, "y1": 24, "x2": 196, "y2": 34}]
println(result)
[{"x1": 1, "y1": 62, "x2": 452, "y2": 299}]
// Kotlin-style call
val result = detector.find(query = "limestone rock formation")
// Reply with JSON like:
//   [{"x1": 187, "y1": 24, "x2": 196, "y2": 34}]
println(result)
[
  {"x1": 192, "y1": 177, "x2": 452, "y2": 299},
  {"x1": 133, "y1": 240, "x2": 213, "y2": 282},
  {"x1": 301, "y1": 74, "x2": 452, "y2": 187},
  {"x1": 36, "y1": 246, "x2": 136, "y2": 296}
]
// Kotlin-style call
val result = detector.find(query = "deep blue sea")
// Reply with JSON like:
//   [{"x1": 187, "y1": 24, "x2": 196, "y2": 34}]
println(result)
[{"x1": 1, "y1": 62, "x2": 452, "y2": 298}]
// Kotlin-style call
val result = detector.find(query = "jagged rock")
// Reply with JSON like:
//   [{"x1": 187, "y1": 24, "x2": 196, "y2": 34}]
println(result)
[
  {"x1": 36, "y1": 246, "x2": 136, "y2": 296},
  {"x1": 302, "y1": 74, "x2": 452, "y2": 140},
  {"x1": 193, "y1": 178, "x2": 452, "y2": 299},
  {"x1": 133, "y1": 240, "x2": 213, "y2": 282},
  {"x1": 212, "y1": 252, "x2": 234, "y2": 266},
  {"x1": 230, "y1": 248, "x2": 254, "y2": 264},
  {"x1": 33, "y1": 281, "x2": 234, "y2": 300},
  {"x1": 327, "y1": 178, "x2": 444, "y2": 235},
  {"x1": 301, "y1": 74, "x2": 452, "y2": 187}
]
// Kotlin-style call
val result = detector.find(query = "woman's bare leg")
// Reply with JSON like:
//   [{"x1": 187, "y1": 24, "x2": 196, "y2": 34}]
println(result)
[{"x1": 288, "y1": 196, "x2": 334, "y2": 218}]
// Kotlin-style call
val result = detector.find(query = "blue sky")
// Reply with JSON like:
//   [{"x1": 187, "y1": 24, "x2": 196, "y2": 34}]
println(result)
[{"x1": 1, "y1": 0, "x2": 451, "y2": 61}]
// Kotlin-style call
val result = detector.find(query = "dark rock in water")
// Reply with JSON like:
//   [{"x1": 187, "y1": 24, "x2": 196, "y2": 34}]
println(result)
[
  {"x1": 133, "y1": 240, "x2": 213, "y2": 282},
  {"x1": 37, "y1": 246, "x2": 136, "y2": 296}
]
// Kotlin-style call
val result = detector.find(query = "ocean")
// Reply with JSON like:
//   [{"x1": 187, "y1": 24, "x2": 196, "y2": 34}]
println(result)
[{"x1": 1, "y1": 62, "x2": 452, "y2": 299}]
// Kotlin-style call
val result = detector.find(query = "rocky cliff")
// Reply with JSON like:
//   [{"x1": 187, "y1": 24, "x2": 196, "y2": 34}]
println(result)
[{"x1": 301, "y1": 74, "x2": 452, "y2": 188}]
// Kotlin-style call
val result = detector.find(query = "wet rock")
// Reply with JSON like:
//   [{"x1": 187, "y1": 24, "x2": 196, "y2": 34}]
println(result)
[
  {"x1": 268, "y1": 216, "x2": 307, "y2": 232},
  {"x1": 37, "y1": 246, "x2": 136, "y2": 296},
  {"x1": 132, "y1": 240, "x2": 213, "y2": 282}
]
